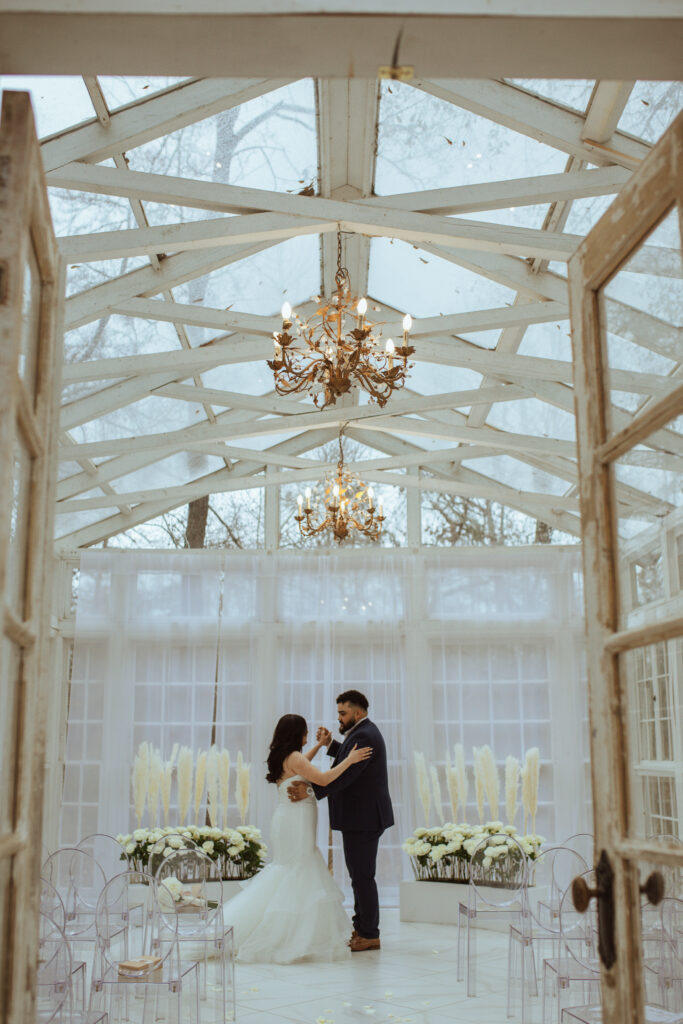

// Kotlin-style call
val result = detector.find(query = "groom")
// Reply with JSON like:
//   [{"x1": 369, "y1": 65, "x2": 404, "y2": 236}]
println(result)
[{"x1": 288, "y1": 689, "x2": 394, "y2": 951}]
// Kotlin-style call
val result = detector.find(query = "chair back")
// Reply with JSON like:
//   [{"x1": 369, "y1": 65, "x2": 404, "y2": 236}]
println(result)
[
  {"x1": 522, "y1": 845, "x2": 588, "y2": 937},
  {"x1": 467, "y1": 832, "x2": 527, "y2": 910},
  {"x1": 36, "y1": 912, "x2": 73, "y2": 1023},
  {"x1": 154, "y1": 846, "x2": 223, "y2": 938},
  {"x1": 43, "y1": 847, "x2": 106, "y2": 937},
  {"x1": 40, "y1": 878, "x2": 66, "y2": 932},
  {"x1": 96, "y1": 870, "x2": 179, "y2": 979},
  {"x1": 78, "y1": 832, "x2": 127, "y2": 879},
  {"x1": 559, "y1": 868, "x2": 600, "y2": 972}
]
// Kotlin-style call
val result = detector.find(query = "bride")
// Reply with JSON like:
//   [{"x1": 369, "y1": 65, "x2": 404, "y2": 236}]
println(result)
[{"x1": 223, "y1": 713, "x2": 372, "y2": 963}]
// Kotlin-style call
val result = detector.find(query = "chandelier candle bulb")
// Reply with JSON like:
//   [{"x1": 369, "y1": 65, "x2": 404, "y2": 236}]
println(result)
[
  {"x1": 357, "y1": 297, "x2": 367, "y2": 328},
  {"x1": 402, "y1": 313, "x2": 412, "y2": 344},
  {"x1": 305, "y1": 487, "x2": 311, "y2": 510},
  {"x1": 281, "y1": 301, "x2": 292, "y2": 323},
  {"x1": 386, "y1": 338, "x2": 395, "y2": 370}
]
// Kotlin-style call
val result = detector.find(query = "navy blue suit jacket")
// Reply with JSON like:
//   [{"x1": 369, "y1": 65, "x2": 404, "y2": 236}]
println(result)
[{"x1": 312, "y1": 718, "x2": 394, "y2": 833}]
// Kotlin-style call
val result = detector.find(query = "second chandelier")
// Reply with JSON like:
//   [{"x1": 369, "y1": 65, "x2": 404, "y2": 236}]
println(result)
[{"x1": 267, "y1": 232, "x2": 414, "y2": 410}]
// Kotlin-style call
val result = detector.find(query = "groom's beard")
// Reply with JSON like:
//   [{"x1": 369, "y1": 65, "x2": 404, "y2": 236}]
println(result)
[{"x1": 338, "y1": 721, "x2": 354, "y2": 734}]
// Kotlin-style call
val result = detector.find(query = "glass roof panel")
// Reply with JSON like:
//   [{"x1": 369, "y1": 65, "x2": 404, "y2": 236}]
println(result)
[
  {"x1": 517, "y1": 319, "x2": 572, "y2": 360},
  {"x1": 617, "y1": 82, "x2": 683, "y2": 144},
  {"x1": 68, "y1": 394, "x2": 208, "y2": 444},
  {"x1": 375, "y1": 81, "x2": 568, "y2": 196},
  {"x1": 563, "y1": 193, "x2": 619, "y2": 236},
  {"x1": 111, "y1": 452, "x2": 226, "y2": 495},
  {"x1": 368, "y1": 238, "x2": 515, "y2": 317},
  {"x1": 506, "y1": 80, "x2": 594, "y2": 113},
  {"x1": 0, "y1": 76, "x2": 95, "y2": 137},
  {"x1": 98, "y1": 77, "x2": 191, "y2": 110},
  {"x1": 408, "y1": 364, "x2": 483, "y2": 394},
  {"x1": 171, "y1": 234, "x2": 320, "y2": 316},
  {"x1": 485, "y1": 398, "x2": 576, "y2": 442},
  {"x1": 64, "y1": 313, "x2": 184, "y2": 364},
  {"x1": 202, "y1": 361, "x2": 276, "y2": 397},
  {"x1": 125, "y1": 80, "x2": 317, "y2": 195},
  {"x1": 461, "y1": 455, "x2": 570, "y2": 496},
  {"x1": 452, "y1": 205, "x2": 550, "y2": 230}
]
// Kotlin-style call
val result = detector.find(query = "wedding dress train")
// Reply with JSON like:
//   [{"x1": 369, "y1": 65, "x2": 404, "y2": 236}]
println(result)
[{"x1": 223, "y1": 775, "x2": 351, "y2": 963}]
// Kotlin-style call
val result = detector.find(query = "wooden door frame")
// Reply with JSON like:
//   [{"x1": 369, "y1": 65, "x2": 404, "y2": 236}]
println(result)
[
  {"x1": 0, "y1": 91, "x2": 64, "y2": 1024},
  {"x1": 568, "y1": 110, "x2": 682, "y2": 1023}
]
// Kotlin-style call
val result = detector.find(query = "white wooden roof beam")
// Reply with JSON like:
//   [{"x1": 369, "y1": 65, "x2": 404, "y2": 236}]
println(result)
[
  {"x1": 64, "y1": 240, "x2": 277, "y2": 329},
  {"x1": 4, "y1": 4, "x2": 681, "y2": 80},
  {"x1": 40, "y1": 77, "x2": 292, "y2": 172},
  {"x1": 54, "y1": 425, "x2": 341, "y2": 550},
  {"x1": 411, "y1": 78, "x2": 650, "y2": 170},
  {"x1": 47, "y1": 162, "x2": 632, "y2": 218},
  {"x1": 581, "y1": 81, "x2": 635, "y2": 144}
]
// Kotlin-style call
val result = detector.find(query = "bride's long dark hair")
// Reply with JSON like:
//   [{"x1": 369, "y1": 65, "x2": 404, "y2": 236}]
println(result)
[{"x1": 265, "y1": 714, "x2": 308, "y2": 784}]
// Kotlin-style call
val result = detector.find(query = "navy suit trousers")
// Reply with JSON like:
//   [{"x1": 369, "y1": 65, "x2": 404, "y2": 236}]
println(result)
[{"x1": 342, "y1": 829, "x2": 383, "y2": 939}]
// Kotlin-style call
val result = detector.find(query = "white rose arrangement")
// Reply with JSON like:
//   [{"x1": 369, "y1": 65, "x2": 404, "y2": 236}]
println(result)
[
  {"x1": 402, "y1": 821, "x2": 544, "y2": 887},
  {"x1": 116, "y1": 824, "x2": 267, "y2": 880}
]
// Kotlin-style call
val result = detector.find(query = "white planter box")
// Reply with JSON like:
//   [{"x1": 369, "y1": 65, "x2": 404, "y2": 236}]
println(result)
[{"x1": 400, "y1": 879, "x2": 524, "y2": 930}]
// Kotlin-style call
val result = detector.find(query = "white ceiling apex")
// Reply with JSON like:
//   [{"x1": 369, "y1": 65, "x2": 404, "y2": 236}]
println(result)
[{"x1": 330, "y1": 184, "x2": 364, "y2": 201}]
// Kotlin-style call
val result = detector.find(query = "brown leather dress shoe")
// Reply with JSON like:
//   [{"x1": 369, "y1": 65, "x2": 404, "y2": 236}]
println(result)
[
  {"x1": 347, "y1": 929, "x2": 359, "y2": 945},
  {"x1": 350, "y1": 935, "x2": 380, "y2": 952}
]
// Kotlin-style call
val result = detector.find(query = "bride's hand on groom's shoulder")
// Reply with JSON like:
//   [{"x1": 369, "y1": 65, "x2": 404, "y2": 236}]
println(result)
[
  {"x1": 348, "y1": 744, "x2": 373, "y2": 765},
  {"x1": 287, "y1": 779, "x2": 310, "y2": 803}
]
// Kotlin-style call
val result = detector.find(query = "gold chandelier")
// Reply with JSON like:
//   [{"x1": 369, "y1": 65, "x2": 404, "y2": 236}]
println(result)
[
  {"x1": 295, "y1": 428, "x2": 385, "y2": 543},
  {"x1": 268, "y1": 232, "x2": 413, "y2": 410}
]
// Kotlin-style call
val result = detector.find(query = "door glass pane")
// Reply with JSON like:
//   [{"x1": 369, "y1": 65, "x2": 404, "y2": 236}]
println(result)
[
  {"x1": 612, "y1": 411, "x2": 683, "y2": 630},
  {"x1": 602, "y1": 206, "x2": 682, "y2": 422},
  {"x1": 622, "y1": 637, "x2": 682, "y2": 845},
  {"x1": 0, "y1": 640, "x2": 21, "y2": 833},
  {"x1": 6, "y1": 431, "x2": 33, "y2": 619},
  {"x1": 19, "y1": 239, "x2": 41, "y2": 400}
]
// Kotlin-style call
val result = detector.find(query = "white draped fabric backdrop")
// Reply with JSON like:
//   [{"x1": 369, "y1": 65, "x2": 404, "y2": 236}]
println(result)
[{"x1": 61, "y1": 547, "x2": 590, "y2": 902}]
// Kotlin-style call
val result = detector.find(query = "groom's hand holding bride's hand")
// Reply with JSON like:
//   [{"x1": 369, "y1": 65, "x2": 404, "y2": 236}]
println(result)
[
  {"x1": 287, "y1": 780, "x2": 310, "y2": 803},
  {"x1": 316, "y1": 726, "x2": 332, "y2": 746}
]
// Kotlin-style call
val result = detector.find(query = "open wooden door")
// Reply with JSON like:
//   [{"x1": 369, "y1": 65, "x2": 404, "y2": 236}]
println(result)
[
  {"x1": 0, "y1": 92, "x2": 64, "y2": 1023},
  {"x1": 569, "y1": 111, "x2": 683, "y2": 1023}
]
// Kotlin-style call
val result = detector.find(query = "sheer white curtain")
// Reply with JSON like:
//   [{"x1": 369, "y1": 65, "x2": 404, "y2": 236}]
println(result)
[{"x1": 63, "y1": 546, "x2": 589, "y2": 901}]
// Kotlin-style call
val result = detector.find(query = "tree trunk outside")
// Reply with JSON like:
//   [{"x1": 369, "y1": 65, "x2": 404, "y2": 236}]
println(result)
[
  {"x1": 534, "y1": 520, "x2": 553, "y2": 543},
  {"x1": 185, "y1": 494, "x2": 210, "y2": 548}
]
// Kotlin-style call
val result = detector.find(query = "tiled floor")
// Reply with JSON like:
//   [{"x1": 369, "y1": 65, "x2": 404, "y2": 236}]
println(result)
[{"x1": 203, "y1": 910, "x2": 515, "y2": 1024}]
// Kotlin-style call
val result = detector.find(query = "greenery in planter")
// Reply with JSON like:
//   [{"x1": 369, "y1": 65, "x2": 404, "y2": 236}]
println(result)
[
  {"x1": 402, "y1": 821, "x2": 544, "y2": 885},
  {"x1": 116, "y1": 825, "x2": 267, "y2": 880}
]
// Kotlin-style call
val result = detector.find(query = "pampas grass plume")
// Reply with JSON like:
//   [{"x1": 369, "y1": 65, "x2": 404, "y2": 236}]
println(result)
[
  {"x1": 473, "y1": 747, "x2": 485, "y2": 824},
  {"x1": 445, "y1": 752, "x2": 459, "y2": 823},
  {"x1": 148, "y1": 748, "x2": 163, "y2": 828},
  {"x1": 206, "y1": 745, "x2": 219, "y2": 826},
  {"x1": 132, "y1": 742, "x2": 149, "y2": 826},
  {"x1": 194, "y1": 750, "x2": 207, "y2": 822},
  {"x1": 414, "y1": 752, "x2": 431, "y2": 825},
  {"x1": 219, "y1": 749, "x2": 231, "y2": 827},
  {"x1": 430, "y1": 765, "x2": 444, "y2": 824},
  {"x1": 177, "y1": 746, "x2": 193, "y2": 825},
  {"x1": 524, "y1": 747, "x2": 540, "y2": 834},
  {"x1": 480, "y1": 745, "x2": 499, "y2": 822},
  {"x1": 505, "y1": 755, "x2": 520, "y2": 827},
  {"x1": 455, "y1": 743, "x2": 468, "y2": 823},
  {"x1": 236, "y1": 751, "x2": 250, "y2": 824},
  {"x1": 160, "y1": 744, "x2": 178, "y2": 826}
]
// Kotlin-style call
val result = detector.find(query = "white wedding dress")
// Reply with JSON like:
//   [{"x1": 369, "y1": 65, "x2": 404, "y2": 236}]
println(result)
[{"x1": 223, "y1": 775, "x2": 351, "y2": 963}]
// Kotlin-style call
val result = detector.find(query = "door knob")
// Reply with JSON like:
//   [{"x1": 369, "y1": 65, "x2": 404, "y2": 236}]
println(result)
[
  {"x1": 571, "y1": 850, "x2": 616, "y2": 969},
  {"x1": 640, "y1": 871, "x2": 664, "y2": 906}
]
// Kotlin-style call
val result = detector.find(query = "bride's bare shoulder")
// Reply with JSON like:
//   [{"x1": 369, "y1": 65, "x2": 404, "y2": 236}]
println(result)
[{"x1": 279, "y1": 750, "x2": 305, "y2": 782}]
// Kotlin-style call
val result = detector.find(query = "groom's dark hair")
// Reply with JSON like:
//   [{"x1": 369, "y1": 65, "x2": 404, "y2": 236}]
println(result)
[{"x1": 336, "y1": 689, "x2": 369, "y2": 711}]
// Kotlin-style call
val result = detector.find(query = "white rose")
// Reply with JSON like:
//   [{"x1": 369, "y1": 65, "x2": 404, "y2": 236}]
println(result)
[
  {"x1": 227, "y1": 845, "x2": 241, "y2": 857},
  {"x1": 167, "y1": 836, "x2": 183, "y2": 849},
  {"x1": 133, "y1": 829, "x2": 147, "y2": 842},
  {"x1": 162, "y1": 847, "x2": 173, "y2": 858},
  {"x1": 414, "y1": 828, "x2": 427, "y2": 838},
  {"x1": 125, "y1": 842, "x2": 136, "y2": 855},
  {"x1": 202, "y1": 841, "x2": 215, "y2": 854}
]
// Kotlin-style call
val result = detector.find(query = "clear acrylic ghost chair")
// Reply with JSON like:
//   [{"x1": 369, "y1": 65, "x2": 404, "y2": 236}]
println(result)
[
  {"x1": 37, "y1": 912, "x2": 108, "y2": 1024},
  {"x1": 154, "y1": 846, "x2": 234, "y2": 1020},
  {"x1": 40, "y1": 883, "x2": 87, "y2": 1011},
  {"x1": 90, "y1": 871, "x2": 199, "y2": 1024},
  {"x1": 458, "y1": 832, "x2": 528, "y2": 997},
  {"x1": 542, "y1": 872, "x2": 600, "y2": 1024},
  {"x1": 77, "y1": 835, "x2": 128, "y2": 881},
  {"x1": 641, "y1": 835, "x2": 683, "y2": 949},
  {"x1": 43, "y1": 849, "x2": 107, "y2": 942},
  {"x1": 644, "y1": 897, "x2": 683, "y2": 1012},
  {"x1": 507, "y1": 846, "x2": 589, "y2": 1022}
]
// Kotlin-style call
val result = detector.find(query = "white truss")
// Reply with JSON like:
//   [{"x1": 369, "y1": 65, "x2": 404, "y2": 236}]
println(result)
[{"x1": 10, "y1": 67, "x2": 676, "y2": 549}]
